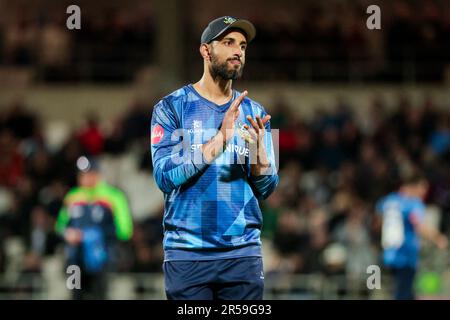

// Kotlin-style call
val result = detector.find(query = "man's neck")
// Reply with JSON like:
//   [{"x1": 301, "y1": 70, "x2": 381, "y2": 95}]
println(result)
[{"x1": 193, "y1": 72, "x2": 233, "y2": 105}]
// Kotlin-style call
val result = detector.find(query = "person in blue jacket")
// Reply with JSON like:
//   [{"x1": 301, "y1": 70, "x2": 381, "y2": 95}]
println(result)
[
  {"x1": 150, "y1": 16, "x2": 279, "y2": 300},
  {"x1": 376, "y1": 172, "x2": 447, "y2": 300}
]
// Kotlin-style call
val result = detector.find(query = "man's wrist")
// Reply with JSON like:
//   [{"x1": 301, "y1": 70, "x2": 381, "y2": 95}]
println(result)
[
  {"x1": 202, "y1": 131, "x2": 228, "y2": 163},
  {"x1": 251, "y1": 162, "x2": 271, "y2": 176},
  {"x1": 218, "y1": 129, "x2": 228, "y2": 146}
]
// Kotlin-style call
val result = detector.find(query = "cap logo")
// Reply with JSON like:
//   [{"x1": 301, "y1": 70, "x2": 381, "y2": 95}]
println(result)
[{"x1": 223, "y1": 17, "x2": 236, "y2": 24}]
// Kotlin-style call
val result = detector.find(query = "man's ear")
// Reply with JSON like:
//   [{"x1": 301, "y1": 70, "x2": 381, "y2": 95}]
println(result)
[{"x1": 200, "y1": 43, "x2": 211, "y2": 61}]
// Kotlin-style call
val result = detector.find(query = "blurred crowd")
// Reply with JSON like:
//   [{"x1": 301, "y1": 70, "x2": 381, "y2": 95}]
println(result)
[
  {"x1": 241, "y1": 0, "x2": 450, "y2": 82},
  {"x1": 261, "y1": 93, "x2": 450, "y2": 282},
  {"x1": 0, "y1": 97, "x2": 164, "y2": 278},
  {"x1": 1, "y1": 91, "x2": 450, "y2": 287},
  {"x1": 1, "y1": 0, "x2": 449, "y2": 82},
  {"x1": 0, "y1": 1, "x2": 155, "y2": 82}
]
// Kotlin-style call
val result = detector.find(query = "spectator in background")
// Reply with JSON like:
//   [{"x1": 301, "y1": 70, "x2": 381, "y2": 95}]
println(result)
[
  {"x1": 3, "y1": 99, "x2": 37, "y2": 141},
  {"x1": 26, "y1": 149, "x2": 54, "y2": 191},
  {"x1": 53, "y1": 135, "x2": 83, "y2": 187},
  {"x1": 77, "y1": 113, "x2": 104, "y2": 156},
  {"x1": 130, "y1": 218, "x2": 164, "y2": 273},
  {"x1": 272, "y1": 209, "x2": 308, "y2": 274},
  {"x1": 55, "y1": 156, "x2": 133, "y2": 299},
  {"x1": 22, "y1": 205, "x2": 60, "y2": 273},
  {"x1": 3, "y1": 13, "x2": 36, "y2": 65},
  {"x1": 103, "y1": 117, "x2": 127, "y2": 156},
  {"x1": 38, "y1": 16, "x2": 72, "y2": 81},
  {"x1": 333, "y1": 198, "x2": 376, "y2": 277},
  {"x1": 122, "y1": 100, "x2": 150, "y2": 144},
  {"x1": 39, "y1": 180, "x2": 68, "y2": 220},
  {"x1": 0, "y1": 128, "x2": 24, "y2": 187},
  {"x1": 317, "y1": 126, "x2": 346, "y2": 171},
  {"x1": 340, "y1": 118, "x2": 362, "y2": 161},
  {"x1": 428, "y1": 117, "x2": 450, "y2": 157}
]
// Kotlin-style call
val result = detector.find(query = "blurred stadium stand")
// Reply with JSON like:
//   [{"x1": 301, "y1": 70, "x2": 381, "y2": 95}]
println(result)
[
  {"x1": 1, "y1": 0, "x2": 450, "y2": 299},
  {"x1": 1, "y1": 0, "x2": 450, "y2": 84}
]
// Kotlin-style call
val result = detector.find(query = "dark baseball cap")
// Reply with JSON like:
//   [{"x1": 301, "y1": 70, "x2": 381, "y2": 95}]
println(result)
[
  {"x1": 201, "y1": 16, "x2": 256, "y2": 44},
  {"x1": 76, "y1": 155, "x2": 100, "y2": 173}
]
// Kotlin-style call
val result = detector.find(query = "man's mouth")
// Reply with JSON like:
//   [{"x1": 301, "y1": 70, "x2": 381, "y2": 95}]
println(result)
[{"x1": 228, "y1": 59, "x2": 241, "y2": 66}]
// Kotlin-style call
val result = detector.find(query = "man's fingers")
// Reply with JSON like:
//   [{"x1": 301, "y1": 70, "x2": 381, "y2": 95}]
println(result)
[
  {"x1": 262, "y1": 115, "x2": 271, "y2": 125},
  {"x1": 245, "y1": 114, "x2": 270, "y2": 131},
  {"x1": 233, "y1": 109, "x2": 240, "y2": 121},
  {"x1": 256, "y1": 116, "x2": 264, "y2": 129},
  {"x1": 248, "y1": 128, "x2": 258, "y2": 140},
  {"x1": 243, "y1": 125, "x2": 257, "y2": 137},
  {"x1": 246, "y1": 115, "x2": 259, "y2": 133},
  {"x1": 231, "y1": 90, "x2": 248, "y2": 111},
  {"x1": 243, "y1": 125, "x2": 257, "y2": 144}
]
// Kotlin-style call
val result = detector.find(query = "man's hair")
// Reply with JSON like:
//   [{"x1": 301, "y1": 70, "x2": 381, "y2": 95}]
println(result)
[{"x1": 401, "y1": 171, "x2": 428, "y2": 186}]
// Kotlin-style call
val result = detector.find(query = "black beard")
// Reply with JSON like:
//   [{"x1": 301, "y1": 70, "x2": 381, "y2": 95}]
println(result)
[{"x1": 209, "y1": 54, "x2": 244, "y2": 81}]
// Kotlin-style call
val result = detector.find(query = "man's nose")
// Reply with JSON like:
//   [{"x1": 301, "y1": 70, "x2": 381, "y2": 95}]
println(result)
[
  {"x1": 231, "y1": 53, "x2": 242, "y2": 62},
  {"x1": 232, "y1": 46, "x2": 243, "y2": 57}
]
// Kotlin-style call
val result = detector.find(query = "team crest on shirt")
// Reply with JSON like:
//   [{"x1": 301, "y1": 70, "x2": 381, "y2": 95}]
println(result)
[
  {"x1": 188, "y1": 120, "x2": 204, "y2": 134},
  {"x1": 193, "y1": 120, "x2": 202, "y2": 129},
  {"x1": 237, "y1": 121, "x2": 255, "y2": 144},
  {"x1": 151, "y1": 124, "x2": 164, "y2": 144}
]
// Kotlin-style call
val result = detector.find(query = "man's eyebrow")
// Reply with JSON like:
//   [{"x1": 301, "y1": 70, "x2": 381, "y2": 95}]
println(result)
[{"x1": 222, "y1": 37, "x2": 247, "y2": 45}]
